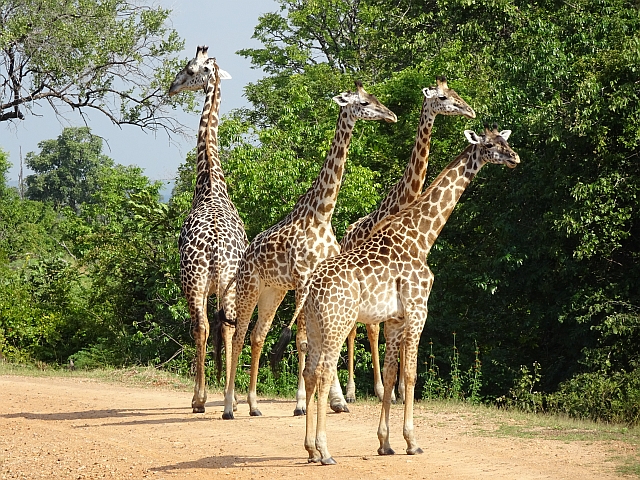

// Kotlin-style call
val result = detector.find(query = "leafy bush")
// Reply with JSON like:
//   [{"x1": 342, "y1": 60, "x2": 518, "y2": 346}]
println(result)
[
  {"x1": 496, "y1": 362, "x2": 545, "y2": 414},
  {"x1": 547, "y1": 369, "x2": 640, "y2": 425}
]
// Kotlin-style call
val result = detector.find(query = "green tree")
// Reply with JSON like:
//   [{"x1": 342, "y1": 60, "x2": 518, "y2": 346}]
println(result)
[
  {"x1": 1, "y1": 128, "x2": 187, "y2": 366},
  {"x1": 0, "y1": 0, "x2": 191, "y2": 133},
  {"x1": 239, "y1": 0, "x2": 438, "y2": 81},
  {"x1": 421, "y1": 0, "x2": 640, "y2": 393},
  {"x1": 0, "y1": 147, "x2": 89, "y2": 362},
  {"x1": 24, "y1": 127, "x2": 114, "y2": 211}
]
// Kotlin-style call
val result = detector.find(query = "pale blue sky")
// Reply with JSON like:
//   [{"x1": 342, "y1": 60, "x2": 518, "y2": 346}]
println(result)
[{"x1": 1, "y1": 0, "x2": 278, "y2": 187}]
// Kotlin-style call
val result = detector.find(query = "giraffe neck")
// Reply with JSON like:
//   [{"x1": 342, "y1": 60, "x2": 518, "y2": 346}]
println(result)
[
  {"x1": 192, "y1": 68, "x2": 226, "y2": 208},
  {"x1": 376, "y1": 98, "x2": 436, "y2": 216},
  {"x1": 293, "y1": 108, "x2": 356, "y2": 224},
  {"x1": 378, "y1": 145, "x2": 482, "y2": 254}
]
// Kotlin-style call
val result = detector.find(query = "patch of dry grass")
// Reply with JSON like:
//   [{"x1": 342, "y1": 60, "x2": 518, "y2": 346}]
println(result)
[{"x1": 0, "y1": 361, "x2": 193, "y2": 391}]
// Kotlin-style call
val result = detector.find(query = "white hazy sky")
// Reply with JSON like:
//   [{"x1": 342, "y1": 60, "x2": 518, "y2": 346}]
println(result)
[{"x1": 1, "y1": 0, "x2": 278, "y2": 187}]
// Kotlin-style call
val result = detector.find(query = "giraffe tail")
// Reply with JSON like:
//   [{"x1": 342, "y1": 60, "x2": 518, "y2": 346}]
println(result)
[
  {"x1": 211, "y1": 308, "x2": 224, "y2": 382},
  {"x1": 269, "y1": 287, "x2": 307, "y2": 374},
  {"x1": 269, "y1": 325, "x2": 292, "y2": 376},
  {"x1": 211, "y1": 275, "x2": 239, "y2": 381},
  {"x1": 211, "y1": 307, "x2": 236, "y2": 382}
]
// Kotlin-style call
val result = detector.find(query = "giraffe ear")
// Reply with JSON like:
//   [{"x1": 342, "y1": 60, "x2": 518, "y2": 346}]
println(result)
[
  {"x1": 422, "y1": 87, "x2": 438, "y2": 99},
  {"x1": 218, "y1": 68, "x2": 232, "y2": 80},
  {"x1": 464, "y1": 130, "x2": 481, "y2": 144},
  {"x1": 333, "y1": 93, "x2": 350, "y2": 106},
  {"x1": 498, "y1": 130, "x2": 512, "y2": 141}
]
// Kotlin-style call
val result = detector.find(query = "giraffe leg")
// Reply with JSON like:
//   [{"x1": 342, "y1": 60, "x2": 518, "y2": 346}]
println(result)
[
  {"x1": 377, "y1": 321, "x2": 402, "y2": 456},
  {"x1": 303, "y1": 307, "x2": 323, "y2": 462},
  {"x1": 222, "y1": 320, "x2": 249, "y2": 419},
  {"x1": 302, "y1": 334, "x2": 321, "y2": 463},
  {"x1": 329, "y1": 372, "x2": 349, "y2": 413},
  {"x1": 223, "y1": 269, "x2": 261, "y2": 420},
  {"x1": 220, "y1": 272, "x2": 240, "y2": 412},
  {"x1": 248, "y1": 287, "x2": 287, "y2": 416},
  {"x1": 294, "y1": 312, "x2": 307, "y2": 416},
  {"x1": 322, "y1": 315, "x2": 348, "y2": 413},
  {"x1": 368, "y1": 323, "x2": 388, "y2": 401},
  {"x1": 397, "y1": 338, "x2": 405, "y2": 404},
  {"x1": 303, "y1": 349, "x2": 321, "y2": 463},
  {"x1": 345, "y1": 325, "x2": 357, "y2": 403},
  {"x1": 315, "y1": 358, "x2": 338, "y2": 465},
  {"x1": 402, "y1": 324, "x2": 424, "y2": 455},
  {"x1": 190, "y1": 294, "x2": 209, "y2": 413},
  {"x1": 221, "y1": 322, "x2": 237, "y2": 411},
  {"x1": 396, "y1": 278, "x2": 430, "y2": 454}
]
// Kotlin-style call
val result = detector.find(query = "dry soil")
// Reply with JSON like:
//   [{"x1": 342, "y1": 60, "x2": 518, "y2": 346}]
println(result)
[{"x1": 0, "y1": 374, "x2": 635, "y2": 479}]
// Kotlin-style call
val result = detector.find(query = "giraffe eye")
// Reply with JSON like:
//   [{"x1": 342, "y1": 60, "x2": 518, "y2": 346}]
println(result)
[
  {"x1": 485, "y1": 142, "x2": 494, "y2": 148},
  {"x1": 360, "y1": 101, "x2": 370, "y2": 106},
  {"x1": 438, "y1": 95, "x2": 447, "y2": 101}
]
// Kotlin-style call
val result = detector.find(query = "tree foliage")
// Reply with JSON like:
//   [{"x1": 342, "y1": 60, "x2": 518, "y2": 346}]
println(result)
[{"x1": 24, "y1": 127, "x2": 113, "y2": 211}]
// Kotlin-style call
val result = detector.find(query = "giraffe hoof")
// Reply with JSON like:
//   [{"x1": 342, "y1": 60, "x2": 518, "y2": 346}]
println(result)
[
  {"x1": 345, "y1": 396, "x2": 356, "y2": 404},
  {"x1": 293, "y1": 407, "x2": 306, "y2": 416},
  {"x1": 308, "y1": 456, "x2": 321, "y2": 464},
  {"x1": 192, "y1": 406, "x2": 205, "y2": 413},
  {"x1": 250, "y1": 409, "x2": 262, "y2": 417},
  {"x1": 377, "y1": 447, "x2": 395, "y2": 456},
  {"x1": 330, "y1": 403, "x2": 349, "y2": 413},
  {"x1": 407, "y1": 447, "x2": 424, "y2": 455},
  {"x1": 321, "y1": 457, "x2": 337, "y2": 465},
  {"x1": 221, "y1": 411, "x2": 234, "y2": 420}
]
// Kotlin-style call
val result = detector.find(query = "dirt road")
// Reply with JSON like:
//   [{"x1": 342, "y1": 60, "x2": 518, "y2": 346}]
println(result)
[{"x1": 0, "y1": 374, "x2": 632, "y2": 479}]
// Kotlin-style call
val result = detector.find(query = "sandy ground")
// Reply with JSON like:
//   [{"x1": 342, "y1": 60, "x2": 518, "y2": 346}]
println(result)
[{"x1": 0, "y1": 374, "x2": 635, "y2": 479}]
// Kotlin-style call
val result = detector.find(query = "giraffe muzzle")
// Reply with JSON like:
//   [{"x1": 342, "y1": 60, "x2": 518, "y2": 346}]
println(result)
[{"x1": 506, "y1": 154, "x2": 521, "y2": 169}]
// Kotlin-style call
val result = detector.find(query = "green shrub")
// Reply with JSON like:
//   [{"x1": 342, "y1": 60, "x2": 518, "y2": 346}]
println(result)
[{"x1": 547, "y1": 368, "x2": 640, "y2": 425}]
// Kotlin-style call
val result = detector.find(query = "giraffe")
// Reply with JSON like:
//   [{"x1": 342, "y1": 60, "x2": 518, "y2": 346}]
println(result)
[
  {"x1": 219, "y1": 81, "x2": 397, "y2": 420},
  {"x1": 337, "y1": 76, "x2": 476, "y2": 407},
  {"x1": 302, "y1": 126, "x2": 520, "y2": 464},
  {"x1": 168, "y1": 46, "x2": 248, "y2": 413}
]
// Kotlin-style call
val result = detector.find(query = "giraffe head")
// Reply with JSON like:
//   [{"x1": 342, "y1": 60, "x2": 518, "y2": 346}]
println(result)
[
  {"x1": 332, "y1": 81, "x2": 397, "y2": 123},
  {"x1": 422, "y1": 76, "x2": 476, "y2": 118},
  {"x1": 465, "y1": 124, "x2": 520, "y2": 169},
  {"x1": 168, "y1": 45, "x2": 231, "y2": 96}
]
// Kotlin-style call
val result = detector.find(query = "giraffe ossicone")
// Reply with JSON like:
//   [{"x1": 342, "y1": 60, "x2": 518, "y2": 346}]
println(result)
[
  {"x1": 169, "y1": 45, "x2": 248, "y2": 414},
  {"x1": 302, "y1": 126, "x2": 519, "y2": 465}
]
